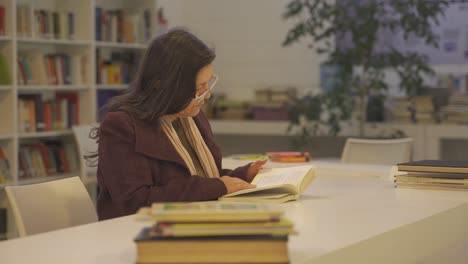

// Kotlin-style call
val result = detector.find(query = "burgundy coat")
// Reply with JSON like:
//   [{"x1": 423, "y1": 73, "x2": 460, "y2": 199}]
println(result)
[{"x1": 96, "y1": 111, "x2": 250, "y2": 220}]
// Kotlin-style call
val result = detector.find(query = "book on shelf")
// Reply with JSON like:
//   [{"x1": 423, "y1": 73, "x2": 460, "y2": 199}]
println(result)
[
  {"x1": 95, "y1": 7, "x2": 152, "y2": 44},
  {"x1": 397, "y1": 160, "x2": 468, "y2": 174},
  {"x1": 18, "y1": 50, "x2": 87, "y2": 86},
  {"x1": 0, "y1": 146, "x2": 12, "y2": 183},
  {"x1": 19, "y1": 140, "x2": 78, "y2": 179},
  {"x1": 0, "y1": 5, "x2": 5, "y2": 36},
  {"x1": 137, "y1": 201, "x2": 283, "y2": 223},
  {"x1": 96, "y1": 49, "x2": 139, "y2": 85},
  {"x1": 0, "y1": 53, "x2": 11, "y2": 85},
  {"x1": 17, "y1": 4, "x2": 76, "y2": 39},
  {"x1": 18, "y1": 92, "x2": 79, "y2": 133},
  {"x1": 134, "y1": 228, "x2": 289, "y2": 264},
  {"x1": 220, "y1": 165, "x2": 316, "y2": 203}
]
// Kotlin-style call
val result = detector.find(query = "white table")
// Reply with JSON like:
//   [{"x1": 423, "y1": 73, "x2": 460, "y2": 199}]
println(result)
[{"x1": 2, "y1": 166, "x2": 468, "y2": 263}]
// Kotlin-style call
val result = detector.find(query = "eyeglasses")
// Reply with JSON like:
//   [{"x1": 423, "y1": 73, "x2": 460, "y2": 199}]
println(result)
[{"x1": 194, "y1": 73, "x2": 218, "y2": 104}]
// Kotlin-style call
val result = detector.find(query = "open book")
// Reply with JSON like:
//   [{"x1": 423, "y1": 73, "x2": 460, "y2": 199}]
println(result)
[{"x1": 220, "y1": 165, "x2": 316, "y2": 203}]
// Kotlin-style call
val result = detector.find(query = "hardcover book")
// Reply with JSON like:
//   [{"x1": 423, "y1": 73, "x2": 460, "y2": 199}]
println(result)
[
  {"x1": 134, "y1": 227, "x2": 289, "y2": 264},
  {"x1": 136, "y1": 201, "x2": 284, "y2": 223},
  {"x1": 220, "y1": 165, "x2": 316, "y2": 203},
  {"x1": 397, "y1": 160, "x2": 468, "y2": 174}
]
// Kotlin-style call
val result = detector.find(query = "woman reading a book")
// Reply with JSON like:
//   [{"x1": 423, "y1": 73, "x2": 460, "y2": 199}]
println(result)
[{"x1": 88, "y1": 29, "x2": 267, "y2": 220}]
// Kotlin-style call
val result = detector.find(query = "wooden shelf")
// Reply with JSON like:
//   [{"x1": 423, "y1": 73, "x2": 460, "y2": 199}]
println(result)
[
  {"x1": 96, "y1": 84, "x2": 128, "y2": 90},
  {"x1": 17, "y1": 38, "x2": 91, "y2": 46},
  {"x1": 18, "y1": 130, "x2": 73, "y2": 139},
  {"x1": 0, "y1": 35, "x2": 12, "y2": 41},
  {"x1": 0, "y1": 134, "x2": 13, "y2": 140},
  {"x1": 17, "y1": 85, "x2": 89, "y2": 92},
  {"x1": 0, "y1": 85, "x2": 13, "y2": 91},
  {"x1": 96, "y1": 41, "x2": 147, "y2": 50}
]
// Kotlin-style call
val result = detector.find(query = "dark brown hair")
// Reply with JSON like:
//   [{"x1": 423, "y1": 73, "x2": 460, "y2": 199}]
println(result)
[{"x1": 85, "y1": 28, "x2": 216, "y2": 165}]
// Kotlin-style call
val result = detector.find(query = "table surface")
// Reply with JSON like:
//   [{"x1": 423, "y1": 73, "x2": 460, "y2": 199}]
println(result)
[{"x1": 2, "y1": 163, "x2": 468, "y2": 264}]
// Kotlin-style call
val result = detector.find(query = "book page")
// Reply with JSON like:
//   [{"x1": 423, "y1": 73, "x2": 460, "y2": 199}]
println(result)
[
  {"x1": 223, "y1": 165, "x2": 315, "y2": 198},
  {"x1": 253, "y1": 170, "x2": 304, "y2": 188},
  {"x1": 252, "y1": 166, "x2": 313, "y2": 188}
]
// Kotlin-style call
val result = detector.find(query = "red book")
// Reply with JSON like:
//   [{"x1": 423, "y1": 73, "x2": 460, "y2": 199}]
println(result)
[
  {"x1": 266, "y1": 152, "x2": 310, "y2": 157},
  {"x1": 0, "y1": 6, "x2": 5, "y2": 35},
  {"x1": 58, "y1": 146, "x2": 70, "y2": 173}
]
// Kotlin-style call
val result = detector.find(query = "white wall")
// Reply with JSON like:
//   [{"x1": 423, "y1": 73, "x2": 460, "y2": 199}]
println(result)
[{"x1": 158, "y1": 0, "x2": 321, "y2": 100}]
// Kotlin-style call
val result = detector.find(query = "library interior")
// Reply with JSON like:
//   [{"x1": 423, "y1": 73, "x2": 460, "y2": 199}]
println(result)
[{"x1": 1, "y1": 0, "x2": 468, "y2": 263}]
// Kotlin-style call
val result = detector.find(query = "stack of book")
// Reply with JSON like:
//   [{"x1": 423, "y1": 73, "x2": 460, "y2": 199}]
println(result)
[
  {"x1": 267, "y1": 151, "x2": 311, "y2": 163},
  {"x1": 441, "y1": 96, "x2": 468, "y2": 124},
  {"x1": 395, "y1": 160, "x2": 468, "y2": 191},
  {"x1": 134, "y1": 202, "x2": 295, "y2": 264},
  {"x1": 387, "y1": 96, "x2": 434, "y2": 123},
  {"x1": 251, "y1": 87, "x2": 296, "y2": 121}
]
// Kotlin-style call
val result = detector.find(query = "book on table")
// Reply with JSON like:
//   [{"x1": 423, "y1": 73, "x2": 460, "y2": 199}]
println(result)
[
  {"x1": 134, "y1": 201, "x2": 292, "y2": 264},
  {"x1": 220, "y1": 165, "x2": 316, "y2": 203},
  {"x1": 396, "y1": 160, "x2": 468, "y2": 191},
  {"x1": 134, "y1": 228, "x2": 289, "y2": 264},
  {"x1": 153, "y1": 217, "x2": 295, "y2": 237},
  {"x1": 136, "y1": 201, "x2": 284, "y2": 222},
  {"x1": 397, "y1": 160, "x2": 468, "y2": 174}
]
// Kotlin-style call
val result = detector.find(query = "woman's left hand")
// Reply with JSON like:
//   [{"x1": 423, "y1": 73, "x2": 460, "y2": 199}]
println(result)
[{"x1": 246, "y1": 159, "x2": 268, "y2": 182}]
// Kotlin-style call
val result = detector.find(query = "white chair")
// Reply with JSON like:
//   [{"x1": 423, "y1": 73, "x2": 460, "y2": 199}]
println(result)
[
  {"x1": 5, "y1": 176, "x2": 98, "y2": 237},
  {"x1": 341, "y1": 137, "x2": 413, "y2": 165},
  {"x1": 72, "y1": 124, "x2": 99, "y2": 180}
]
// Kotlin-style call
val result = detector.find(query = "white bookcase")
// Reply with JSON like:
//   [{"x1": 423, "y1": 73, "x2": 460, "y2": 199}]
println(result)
[{"x1": 0, "y1": 0, "x2": 158, "y2": 189}]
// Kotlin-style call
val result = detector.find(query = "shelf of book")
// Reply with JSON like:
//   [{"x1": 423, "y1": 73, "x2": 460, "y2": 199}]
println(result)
[
  {"x1": 16, "y1": 38, "x2": 92, "y2": 46},
  {"x1": 17, "y1": 85, "x2": 89, "y2": 92},
  {"x1": 18, "y1": 130, "x2": 73, "y2": 139},
  {"x1": 96, "y1": 41, "x2": 147, "y2": 50},
  {"x1": 96, "y1": 84, "x2": 128, "y2": 90},
  {"x1": 0, "y1": 0, "x2": 157, "y2": 193}
]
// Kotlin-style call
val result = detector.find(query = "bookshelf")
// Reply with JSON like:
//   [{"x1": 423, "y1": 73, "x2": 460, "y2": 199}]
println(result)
[{"x1": 0, "y1": 0, "x2": 158, "y2": 189}]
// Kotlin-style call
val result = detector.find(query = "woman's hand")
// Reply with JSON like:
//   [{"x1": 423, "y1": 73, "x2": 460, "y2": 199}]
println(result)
[
  {"x1": 220, "y1": 176, "x2": 255, "y2": 194},
  {"x1": 246, "y1": 159, "x2": 268, "y2": 182}
]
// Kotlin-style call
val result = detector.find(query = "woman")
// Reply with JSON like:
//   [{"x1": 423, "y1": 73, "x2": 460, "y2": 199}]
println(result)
[{"x1": 91, "y1": 29, "x2": 267, "y2": 220}]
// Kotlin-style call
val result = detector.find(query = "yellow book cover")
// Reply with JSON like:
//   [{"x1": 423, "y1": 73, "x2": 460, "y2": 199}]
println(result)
[
  {"x1": 136, "y1": 201, "x2": 284, "y2": 223},
  {"x1": 153, "y1": 217, "x2": 296, "y2": 237}
]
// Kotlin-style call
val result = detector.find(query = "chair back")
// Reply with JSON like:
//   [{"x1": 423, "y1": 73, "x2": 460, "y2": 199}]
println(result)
[
  {"x1": 341, "y1": 137, "x2": 413, "y2": 165},
  {"x1": 5, "y1": 177, "x2": 97, "y2": 237},
  {"x1": 72, "y1": 124, "x2": 98, "y2": 178}
]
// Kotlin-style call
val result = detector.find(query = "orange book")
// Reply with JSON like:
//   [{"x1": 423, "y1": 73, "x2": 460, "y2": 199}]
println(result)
[
  {"x1": 27, "y1": 100, "x2": 36, "y2": 133},
  {"x1": 48, "y1": 56, "x2": 57, "y2": 85},
  {"x1": 270, "y1": 156, "x2": 309, "y2": 163},
  {"x1": 58, "y1": 146, "x2": 70, "y2": 173}
]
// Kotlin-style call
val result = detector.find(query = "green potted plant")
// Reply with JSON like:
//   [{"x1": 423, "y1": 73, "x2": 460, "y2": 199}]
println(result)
[{"x1": 283, "y1": 0, "x2": 448, "y2": 138}]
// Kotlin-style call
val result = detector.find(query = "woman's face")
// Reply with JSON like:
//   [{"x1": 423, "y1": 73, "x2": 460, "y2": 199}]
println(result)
[{"x1": 175, "y1": 64, "x2": 214, "y2": 118}]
